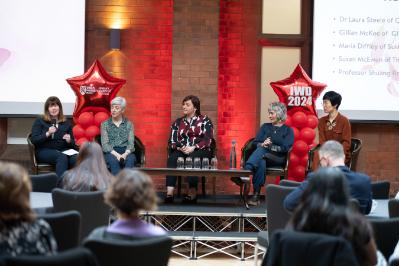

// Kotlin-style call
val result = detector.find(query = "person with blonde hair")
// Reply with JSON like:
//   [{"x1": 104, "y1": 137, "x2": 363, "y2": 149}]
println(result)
[
  {"x1": 87, "y1": 169, "x2": 165, "y2": 239},
  {"x1": 61, "y1": 141, "x2": 113, "y2": 191},
  {"x1": 0, "y1": 161, "x2": 57, "y2": 256}
]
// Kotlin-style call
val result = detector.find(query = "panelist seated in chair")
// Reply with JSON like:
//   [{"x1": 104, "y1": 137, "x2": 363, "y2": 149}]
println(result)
[
  {"x1": 60, "y1": 142, "x2": 113, "y2": 192},
  {"x1": 238, "y1": 102, "x2": 294, "y2": 206},
  {"x1": 31, "y1": 96, "x2": 77, "y2": 178},
  {"x1": 285, "y1": 167, "x2": 383, "y2": 266},
  {"x1": 101, "y1": 96, "x2": 136, "y2": 175},
  {"x1": 165, "y1": 95, "x2": 214, "y2": 204},
  {"x1": 319, "y1": 91, "x2": 352, "y2": 166},
  {"x1": 0, "y1": 161, "x2": 57, "y2": 256},
  {"x1": 87, "y1": 169, "x2": 166, "y2": 240},
  {"x1": 284, "y1": 140, "x2": 372, "y2": 215}
]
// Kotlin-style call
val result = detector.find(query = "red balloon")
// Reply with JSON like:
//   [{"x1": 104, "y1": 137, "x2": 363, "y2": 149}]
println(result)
[
  {"x1": 292, "y1": 127, "x2": 300, "y2": 141},
  {"x1": 289, "y1": 152, "x2": 300, "y2": 168},
  {"x1": 285, "y1": 115, "x2": 292, "y2": 127},
  {"x1": 67, "y1": 60, "x2": 126, "y2": 118},
  {"x1": 292, "y1": 165, "x2": 306, "y2": 180},
  {"x1": 72, "y1": 124, "x2": 85, "y2": 139},
  {"x1": 300, "y1": 127, "x2": 316, "y2": 144},
  {"x1": 94, "y1": 111, "x2": 109, "y2": 127},
  {"x1": 292, "y1": 140, "x2": 309, "y2": 156},
  {"x1": 292, "y1": 111, "x2": 308, "y2": 129},
  {"x1": 85, "y1": 125, "x2": 100, "y2": 140},
  {"x1": 78, "y1": 112, "x2": 94, "y2": 129},
  {"x1": 300, "y1": 154, "x2": 309, "y2": 167},
  {"x1": 307, "y1": 115, "x2": 318, "y2": 129},
  {"x1": 270, "y1": 64, "x2": 327, "y2": 116},
  {"x1": 76, "y1": 137, "x2": 88, "y2": 147}
]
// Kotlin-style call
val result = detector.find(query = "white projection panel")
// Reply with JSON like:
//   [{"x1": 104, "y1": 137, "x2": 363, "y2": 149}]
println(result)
[
  {"x1": 0, "y1": 0, "x2": 85, "y2": 115},
  {"x1": 313, "y1": 0, "x2": 399, "y2": 121}
]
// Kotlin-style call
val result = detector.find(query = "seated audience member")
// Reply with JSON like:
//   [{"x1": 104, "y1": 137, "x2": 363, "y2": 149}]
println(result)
[
  {"x1": 234, "y1": 102, "x2": 294, "y2": 206},
  {"x1": 287, "y1": 167, "x2": 381, "y2": 266},
  {"x1": 0, "y1": 161, "x2": 57, "y2": 256},
  {"x1": 165, "y1": 95, "x2": 214, "y2": 204},
  {"x1": 319, "y1": 91, "x2": 351, "y2": 165},
  {"x1": 101, "y1": 96, "x2": 136, "y2": 175},
  {"x1": 284, "y1": 140, "x2": 372, "y2": 214},
  {"x1": 61, "y1": 142, "x2": 113, "y2": 191},
  {"x1": 87, "y1": 169, "x2": 165, "y2": 239},
  {"x1": 31, "y1": 96, "x2": 77, "y2": 178}
]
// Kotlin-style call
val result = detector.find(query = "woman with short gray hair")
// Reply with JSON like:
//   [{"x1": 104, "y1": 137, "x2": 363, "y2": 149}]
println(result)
[{"x1": 101, "y1": 96, "x2": 136, "y2": 175}]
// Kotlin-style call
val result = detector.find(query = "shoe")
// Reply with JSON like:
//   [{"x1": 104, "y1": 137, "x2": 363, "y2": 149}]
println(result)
[
  {"x1": 247, "y1": 191, "x2": 260, "y2": 206},
  {"x1": 182, "y1": 195, "x2": 197, "y2": 204},
  {"x1": 231, "y1": 176, "x2": 243, "y2": 186},
  {"x1": 164, "y1": 195, "x2": 174, "y2": 204}
]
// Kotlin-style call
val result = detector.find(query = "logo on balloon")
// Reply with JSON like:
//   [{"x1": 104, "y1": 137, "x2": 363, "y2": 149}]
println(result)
[{"x1": 288, "y1": 86, "x2": 312, "y2": 107}]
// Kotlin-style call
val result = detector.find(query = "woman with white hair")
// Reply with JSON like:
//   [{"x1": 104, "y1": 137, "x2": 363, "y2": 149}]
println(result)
[
  {"x1": 236, "y1": 102, "x2": 294, "y2": 206},
  {"x1": 101, "y1": 96, "x2": 136, "y2": 175}
]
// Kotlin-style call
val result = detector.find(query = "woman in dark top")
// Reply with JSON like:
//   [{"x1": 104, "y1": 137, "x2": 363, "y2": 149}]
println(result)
[
  {"x1": 31, "y1": 96, "x2": 77, "y2": 178},
  {"x1": 165, "y1": 95, "x2": 214, "y2": 204},
  {"x1": 287, "y1": 167, "x2": 378, "y2": 266},
  {"x1": 242, "y1": 102, "x2": 294, "y2": 206},
  {"x1": 0, "y1": 161, "x2": 57, "y2": 256},
  {"x1": 61, "y1": 142, "x2": 113, "y2": 191}
]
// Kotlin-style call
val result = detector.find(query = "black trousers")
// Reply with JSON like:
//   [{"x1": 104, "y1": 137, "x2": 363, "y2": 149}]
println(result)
[{"x1": 166, "y1": 149, "x2": 212, "y2": 189}]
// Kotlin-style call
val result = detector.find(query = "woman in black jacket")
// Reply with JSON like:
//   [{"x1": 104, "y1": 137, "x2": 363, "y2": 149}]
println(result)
[{"x1": 31, "y1": 96, "x2": 77, "y2": 178}]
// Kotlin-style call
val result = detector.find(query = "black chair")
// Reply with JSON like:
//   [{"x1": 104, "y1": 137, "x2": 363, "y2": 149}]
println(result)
[
  {"x1": 306, "y1": 137, "x2": 363, "y2": 174},
  {"x1": 38, "y1": 210, "x2": 81, "y2": 251},
  {"x1": 279, "y1": 179, "x2": 301, "y2": 187},
  {"x1": 30, "y1": 173, "x2": 58, "y2": 192},
  {"x1": 27, "y1": 133, "x2": 55, "y2": 174},
  {"x1": 95, "y1": 135, "x2": 146, "y2": 167},
  {"x1": 262, "y1": 230, "x2": 359, "y2": 266},
  {"x1": 369, "y1": 217, "x2": 399, "y2": 260},
  {"x1": 389, "y1": 199, "x2": 399, "y2": 218},
  {"x1": 83, "y1": 236, "x2": 172, "y2": 266},
  {"x1": 52, "y1": 189, "x2": 110, "y2": 242},
  {"x1": 371, "y1": 181, "x2": 391, "y2": 199},
  {"x1": 167, "y1": 138, "x2": 217, "y2": 197},
  {"x1": 254, "y1": 184, "x2": 296, "y2": 265},
  {"x1": 2, "y1": 247, "x2": 98, "y2": 266}
]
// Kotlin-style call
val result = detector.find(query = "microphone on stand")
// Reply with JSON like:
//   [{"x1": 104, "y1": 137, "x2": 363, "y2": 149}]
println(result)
[{"x1": 51, "y1": 119, "x2": 57, "y2": 139}]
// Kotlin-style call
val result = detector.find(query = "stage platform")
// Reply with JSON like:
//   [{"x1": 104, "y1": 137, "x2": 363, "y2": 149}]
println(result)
[{"x1": 143, "y1": 194, "x2": 267, "y2": 260}]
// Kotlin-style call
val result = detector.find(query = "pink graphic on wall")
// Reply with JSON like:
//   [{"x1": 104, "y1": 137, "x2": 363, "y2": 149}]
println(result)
[{"x1": 0, "y1": 48, "x2": 11, "y2": 67}]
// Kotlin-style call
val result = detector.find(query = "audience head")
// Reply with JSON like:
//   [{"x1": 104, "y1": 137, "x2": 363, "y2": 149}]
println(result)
[
  {"x1": 268, "y1": 101, "x2": 287, "y2": 123},
  {"x1": 62, "y1": 142, "x2": 112, "y2": 191},
  {"x1": 105, "y1": 169, "x2": 158, "y2": 217},
  {"x1": 322, "y1": 91, "x2": 342, "y2": 111},
  {"x1": 319, "y1": 140, "x2": 346, "y2": 167},
  {"x1": 182, "y1": 95, "x2": 201, "y2": 116},
  {"x1": 0, "y1": 162, "x2": 35, "y2": 229},
  {"x1": 43, "y1": 96, "x2": 65, "y2": 122}
]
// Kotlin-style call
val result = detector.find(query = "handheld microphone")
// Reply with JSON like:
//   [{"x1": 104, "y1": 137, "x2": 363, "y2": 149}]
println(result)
[{"x1": 51, "y1": 119, "x2": 57, "y2": 139}]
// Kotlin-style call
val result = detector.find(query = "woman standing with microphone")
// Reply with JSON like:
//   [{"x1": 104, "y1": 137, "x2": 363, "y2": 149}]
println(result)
[{"x1": 31, "y1": 96, "x2": 77, "y2": 178}]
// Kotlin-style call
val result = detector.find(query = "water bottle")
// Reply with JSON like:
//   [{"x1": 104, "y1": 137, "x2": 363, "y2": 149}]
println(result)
[{"x1": 229, "y1": 139, "x2": 237, "y2": 169}]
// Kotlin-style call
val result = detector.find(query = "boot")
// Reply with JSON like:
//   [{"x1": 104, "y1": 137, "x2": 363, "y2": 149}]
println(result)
[{"x1": 248, "y1": 187, "x2": 261, "y2": 206}]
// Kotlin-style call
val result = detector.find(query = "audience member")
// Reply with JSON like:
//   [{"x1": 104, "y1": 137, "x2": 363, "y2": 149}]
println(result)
[
  {"x1": 101, "y1": 96, "x2": 136, "y2": 175},
  {"x1": 31, "y1": 96, "x2": 77, "y2": 178},
  {"x1": 284, "y1": 140, "x2": 372, "y2": 214},
  {"x1": 287, "y1": 167, "x2": 381, "y2": 266},
  {"x1": 165, "y1": 95, "x2": 214, "y2": 204},
  {"x1": 233, "y1": 102, "x2": 294, "y2": 206},
  {"x1": 61, "y1": 141, "x2": 113, "y2": 191},
  {"x1": 318, "y1": 91, "x2": 352, "y2": 165},
  {"x1": 0, "y1": 161, "x2": 57, "y2": 256},
  {"x1": 87, "y1": 169, "x2": 165, "y2": 240}
]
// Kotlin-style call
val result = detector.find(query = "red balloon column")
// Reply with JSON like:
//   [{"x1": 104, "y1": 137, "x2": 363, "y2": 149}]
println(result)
[
  {"x1": 67, "y1": 60, "x2": 125, "y2": 146},
  {"x1": 270, "y1": 64, "x2": 326, "y2": 181}
]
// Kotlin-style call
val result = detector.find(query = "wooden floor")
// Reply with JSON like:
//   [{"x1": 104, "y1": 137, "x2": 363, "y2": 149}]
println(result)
[{"x1": 0, "y1": 144, "x2": 31, "y2": 171}]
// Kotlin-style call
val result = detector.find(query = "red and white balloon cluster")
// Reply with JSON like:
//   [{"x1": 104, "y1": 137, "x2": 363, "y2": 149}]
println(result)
[
  {"x1": 67, "y1": 60, "x2": 125, "y2": 147},
  {"x1": 271, "y1": 64, "x2": 326, "y2": 181},
  {"x1": 72, "y1": 111, "x2": 109, "y2": 146}
]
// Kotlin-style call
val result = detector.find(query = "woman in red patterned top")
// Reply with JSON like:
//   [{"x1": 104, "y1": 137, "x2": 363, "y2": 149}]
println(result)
[{"x1": 165, "y1": 95, "x2": 214, "y2": 204}]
